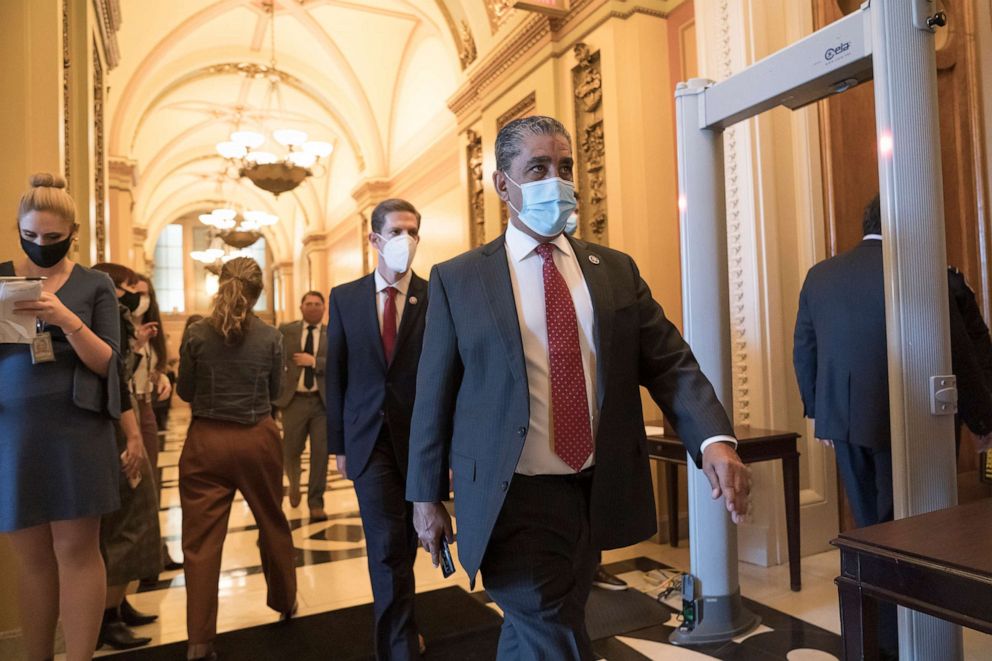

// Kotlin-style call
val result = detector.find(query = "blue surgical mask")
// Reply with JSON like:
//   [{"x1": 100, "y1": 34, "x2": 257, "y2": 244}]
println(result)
[
  {"x1": 504, "y1": 173, "x2": 577, "y2": 238},
  {"x1": 564, "y1": 211, "x2": 578, "y2": 236}
]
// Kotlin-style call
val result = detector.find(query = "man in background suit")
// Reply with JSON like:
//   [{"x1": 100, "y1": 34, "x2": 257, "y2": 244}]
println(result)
[
  {"x1": 407, "y1": 116, "x2": 751, "y2": 660},
  {"x1": 326, "y1": 198, "x2": 431, "y2": 660},
  {"x1": 793, "y1": 194, "x2": 992, "y2": 658},
  {"x1": 275, "y1": 291, "x2": 328, "y2": 521}
]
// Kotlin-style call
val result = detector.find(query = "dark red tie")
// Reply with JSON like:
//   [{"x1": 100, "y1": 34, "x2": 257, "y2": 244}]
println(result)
[
  {"x1": 382, "y1": 286, "x2": 398, "y2": 363},
  {"x1": 535, "y1": 243, "x2": 593, "y2": 471}
]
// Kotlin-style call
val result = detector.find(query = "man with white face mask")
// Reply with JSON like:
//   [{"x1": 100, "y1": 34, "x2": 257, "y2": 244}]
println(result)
[
  {"x1": 407, "y1": 116, "x2": 751, "y2": 660},
  {"x1": 326, "y1": 198, "x2": 431, "y2": 659}
]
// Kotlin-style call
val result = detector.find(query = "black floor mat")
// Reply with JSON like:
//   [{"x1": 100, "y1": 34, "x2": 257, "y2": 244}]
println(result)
[{"x1": 113, "y1": 586, "x2": 501, "y2": 660}]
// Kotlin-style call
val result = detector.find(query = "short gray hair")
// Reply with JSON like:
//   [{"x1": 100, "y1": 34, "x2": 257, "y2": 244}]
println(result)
[{"x1": 495, "y1": 116, "x2": 572, "y2": 173}]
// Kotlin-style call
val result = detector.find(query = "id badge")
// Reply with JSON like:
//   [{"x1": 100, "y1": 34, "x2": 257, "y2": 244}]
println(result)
[{"x1": 31, "y1": 331, "x2": 56, "y2": 364}]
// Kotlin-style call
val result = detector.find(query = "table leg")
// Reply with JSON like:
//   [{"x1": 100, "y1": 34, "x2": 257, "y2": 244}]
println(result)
[
  {"x1": 782, "y1": 452, "x2": 801, "y2": 591},
  {"x1": 666, "y1": 462, "x2": 679, "y2": 547},
  {"x1": 836, "y1": 575, "x2": 879, "y2": 661}
]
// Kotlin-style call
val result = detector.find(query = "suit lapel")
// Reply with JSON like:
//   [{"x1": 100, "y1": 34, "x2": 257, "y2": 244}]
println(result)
[
  {"x1": 390, "y1": 272, "x2": 427, "y2": 370},
  {"x1": 570, "y1": 237, "x2": 613, "y2": 409},
  {"x1": 478, "y1": 236, "x2": 526, "y2": 384},
  {"x1": 362, "y1": 274, "x2": 387, "y2": 371}
]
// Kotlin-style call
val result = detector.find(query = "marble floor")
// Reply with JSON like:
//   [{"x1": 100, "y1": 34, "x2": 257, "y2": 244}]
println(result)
[{"x1": 86, "y1": 407, "x2": 992, "y2": 660}]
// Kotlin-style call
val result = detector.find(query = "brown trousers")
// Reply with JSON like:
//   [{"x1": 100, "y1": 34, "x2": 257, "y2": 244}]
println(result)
[
  {"x1": 137, "y1": 398, "x2": 160, "y2": 471},
  {"x1": 179, "y1": 416, "x2": 297, "y2": 645}
]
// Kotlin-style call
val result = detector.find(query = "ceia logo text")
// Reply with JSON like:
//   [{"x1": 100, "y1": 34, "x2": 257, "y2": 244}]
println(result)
[{"x1": 825, "y1": 41, "x2": 850, "y2": 61}]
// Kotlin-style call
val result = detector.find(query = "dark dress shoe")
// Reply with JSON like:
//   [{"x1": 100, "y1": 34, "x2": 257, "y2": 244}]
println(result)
[
  {"x1": 98, "y1": 620, "x2": 152, "y2": 650},
  {"x1": 164, "y1": 557, "x2": 185, "y2": 571},
  {"x1": 592, "y1": 566, "x2": 629, "y2": 591},
  {"x1": 121, "y1": 597, "x2": 159, "y2": 626},
  {"x1": 280, "y1": 600, "x2": 299, "y2": 621}
]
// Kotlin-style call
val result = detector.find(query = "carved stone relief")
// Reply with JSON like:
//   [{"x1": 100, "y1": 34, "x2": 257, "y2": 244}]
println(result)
[
  {"x1": 496, "y1": 92, "x2": 537, "y2": 231},
  {"x1": 485, "y1": 0, "x2": 515, "y2": 34},
  {"x1": 458, "y1": 20, "x2": 477, "y2": 69},
  {"x1": 572, "y1": 44, "x2": 607, "y2": 243},
  {"x1": 466, "y1": 130, "x2": 486, "y2": 246}
]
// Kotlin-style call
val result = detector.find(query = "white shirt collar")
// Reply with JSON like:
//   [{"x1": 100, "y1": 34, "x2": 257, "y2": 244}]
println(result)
[
  {"x1": 863, "y1": 234, "x2": 882, "y2": 241},
  {"x1": 374, "y1": 268, "x2": 412, "y2": 295},
  {"x1": 504, "y1": 222, "x2": 574, "y2": 263}
]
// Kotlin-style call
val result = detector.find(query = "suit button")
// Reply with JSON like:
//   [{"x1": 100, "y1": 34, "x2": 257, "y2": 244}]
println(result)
[
  {"x1": 501, "y1": 481, "x2": 509, "y2": 491},
  {"x1": 517, "y1": 427, "x2": 527, "y2": 437},
  {"x1": 379, "y1": 410, "x2": 384, "y2": 417}
]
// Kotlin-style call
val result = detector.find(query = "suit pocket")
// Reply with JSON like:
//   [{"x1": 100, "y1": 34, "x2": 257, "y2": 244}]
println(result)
[{"x1": 451, "y1": 450, "x2": 476, "y2": 483}]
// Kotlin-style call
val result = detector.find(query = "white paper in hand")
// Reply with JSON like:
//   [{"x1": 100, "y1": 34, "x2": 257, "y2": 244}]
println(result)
[{"x1": 0, "y1": 278, "x2": 43, "y2": 344}]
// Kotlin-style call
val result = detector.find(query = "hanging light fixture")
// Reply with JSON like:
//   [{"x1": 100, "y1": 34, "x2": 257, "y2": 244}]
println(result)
[{"x1": 215, "y1": 1, "x2": 333, "y2": 196}]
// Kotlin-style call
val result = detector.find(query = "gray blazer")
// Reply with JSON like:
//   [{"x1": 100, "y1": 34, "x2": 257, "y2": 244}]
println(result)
[
  {"x1": 274, "y1": 319, "x2": 327, "y2": 408},
  {"x1": 406, "y1": 234, "x2": 734, "y2": 584}
]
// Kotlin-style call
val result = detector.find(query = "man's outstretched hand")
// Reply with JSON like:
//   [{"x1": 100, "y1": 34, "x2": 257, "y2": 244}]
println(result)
[{"x1": 702, "y1": 442, "x2": 752, "y2": 524}]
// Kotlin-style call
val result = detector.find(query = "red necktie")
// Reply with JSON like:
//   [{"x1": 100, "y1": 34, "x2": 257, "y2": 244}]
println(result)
[
  {"x1": 382, "y1": 286, "x2": 398, "y2": 363},
  {"x1": 535, "y1": 243, "x2": 593, "y2": 471}
]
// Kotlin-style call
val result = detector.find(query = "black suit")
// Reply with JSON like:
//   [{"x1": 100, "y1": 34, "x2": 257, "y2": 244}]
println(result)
[
  {"x1": 794, "y1": 239, "x2": 992, "y2": 653},
  {"x1": 326, "y1": 271, "x2": 429, "y2": 660},
  {"x1": 406, "y1": 233, "x2": 733, "y2": 659}
]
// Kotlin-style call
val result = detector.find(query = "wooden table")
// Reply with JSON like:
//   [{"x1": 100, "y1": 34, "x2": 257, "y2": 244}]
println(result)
[
  {"x1": 832, "y1": 499, "x2": 992, "y2": 660},
  {"x1": 645, "y1": 425, "x2": 803, "y2": 591}
]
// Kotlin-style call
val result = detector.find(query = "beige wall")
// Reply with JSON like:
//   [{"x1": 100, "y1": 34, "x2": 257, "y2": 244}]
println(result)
[{"x1": 0, "y1": 0, "x2": 63, "y2": 267}]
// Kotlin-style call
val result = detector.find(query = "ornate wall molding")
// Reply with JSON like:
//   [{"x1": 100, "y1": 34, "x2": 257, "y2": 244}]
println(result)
[
  {"x1": 458, "y1": 20, "x2": 478, "y2": 69},
  {"x1": 712, "y1": 0, "x2": 751, "y2": 425},
  {"x1": 448, "y1": 0, "x2": 677, "y2": 126},
  {"x1": 108, "y1": 157, "x2": 138, "y2": 190},
  {"x1": 93, "y1": 39, "x2": 107, "y2": 263},
  {"x1": 62, "y1": 0, "x2": 71, "y2": 189},
  {"x1": 572, "y1": 43, "x2": 608, "y2": 243},
  {"x1": 93, "y1": 0, "x2": 122, "y2": 70},
  {"x1": 496, "y1": 92, "x2": 537, "y2": 231},
  {"x1": 466, "y1": 130, "x2": 486, "y2": 246},
  {"x1": 485, "y1": 0, "x2": 516, "y2": 34}
]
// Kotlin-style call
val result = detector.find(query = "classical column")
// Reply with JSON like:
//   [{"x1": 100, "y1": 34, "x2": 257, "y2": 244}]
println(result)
[
  {"x1": 302, "y1": 234, "x2": 328, "y2": 298},
  {"x1": 272, "y1": 260, "x2": 294, "y2": 325},
  {"x1": 131, "y1": 225, "x2": 149, "y2": 274},
  {"x1": 108, "y1": 156, "x2": 137, "y2": 267},
  {"x1": 351, "y1": 178, "x2": 391, "y2": 275}
]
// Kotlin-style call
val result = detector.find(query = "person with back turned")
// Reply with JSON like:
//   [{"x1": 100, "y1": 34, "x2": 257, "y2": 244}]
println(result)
[
  {"x1": 177, "y1": 257, "x2": 297, "y2": 661},
  {"x1": 406, "y1": 116, "x2": 751, "y2": 660}
]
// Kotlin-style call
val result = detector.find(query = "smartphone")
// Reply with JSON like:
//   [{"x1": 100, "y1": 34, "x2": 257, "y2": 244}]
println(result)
[{"x1": 440, "y1": 539, "x2": 456, "y2": 578}]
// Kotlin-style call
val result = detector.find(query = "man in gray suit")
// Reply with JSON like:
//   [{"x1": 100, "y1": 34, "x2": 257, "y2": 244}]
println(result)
[
  {"x1": 275, "y1": 291, "x2": 328, "y2": 521},
  {"x1": 407, "y1": 115, "x2": 751, "y2": 660}
]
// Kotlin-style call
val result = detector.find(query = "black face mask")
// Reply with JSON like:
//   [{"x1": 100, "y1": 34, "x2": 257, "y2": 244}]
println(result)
[
  {"x1": 20, "y1": 234, "x2": 73, "y2": 268},
  {"x1": 119, "y1": 289, "x2": 141, "y2": 312}
]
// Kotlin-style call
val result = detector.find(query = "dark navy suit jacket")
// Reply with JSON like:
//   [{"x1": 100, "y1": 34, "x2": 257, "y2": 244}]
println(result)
[
  {"x1": 793, "y1": 239, "x2": 992, "y2": 450},
  {"x1": 405, "y1": 234, "x2": 734, "y2": 583},
  {"x1": 325, "y1": 272, "x2": 429, "y2": 480}
]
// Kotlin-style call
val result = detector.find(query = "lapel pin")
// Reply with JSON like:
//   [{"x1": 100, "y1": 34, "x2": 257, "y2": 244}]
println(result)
[
  {"x1": 409, "y1": 296, "x2": 418, "y2": 305},
  {"x1": 588, "y1": 254, "x2": 601, "y2": 265}
]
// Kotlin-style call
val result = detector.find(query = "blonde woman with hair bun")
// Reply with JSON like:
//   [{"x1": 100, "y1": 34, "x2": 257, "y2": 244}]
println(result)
[
  {"x1": 1, "y1": 174, "x2": 124, "y2": 660},
  {"x1": 177, "y1": 256, "x2": 297, "y2": 661}
]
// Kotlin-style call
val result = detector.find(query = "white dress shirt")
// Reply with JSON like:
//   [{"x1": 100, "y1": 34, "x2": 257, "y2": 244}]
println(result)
[
  {"x1": 296, "y1": 321, "x2": 321, "y2": 392},
  {"x1": 374, "y1": 269, "x2": 412, "y2": 334},
  {"x1": 504, "y1": 224, "x2": 736, "y2": 476},
  {"x1": 505, "y1": 224, "x2": 599, "y2": 475}
]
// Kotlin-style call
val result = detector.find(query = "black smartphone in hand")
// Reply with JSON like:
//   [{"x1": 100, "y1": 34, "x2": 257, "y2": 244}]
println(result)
[{"x1": 440, "y1": 539, "x2": 456, "y2": 578}]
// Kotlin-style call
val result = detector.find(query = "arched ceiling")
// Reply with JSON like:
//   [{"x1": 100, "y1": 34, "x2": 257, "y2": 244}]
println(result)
[{"x1": 109, "y1": 0, "x2": 492, "y2": 260}]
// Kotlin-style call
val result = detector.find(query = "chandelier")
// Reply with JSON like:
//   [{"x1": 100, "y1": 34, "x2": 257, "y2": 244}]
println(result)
[
  {"x1": 215, "y1": 2, "x2": 332, "y2": 196},
  {"x1": 190, "y1": 207, "x2": 277, "y2": 270}
]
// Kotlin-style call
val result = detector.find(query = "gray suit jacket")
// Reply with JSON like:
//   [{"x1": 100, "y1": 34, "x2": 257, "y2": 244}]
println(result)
[
  {"x1": 274, "y1": 320, "x2": 327, "y2": 408},
  {"x1": 406, "y1": 234, "x2": 734, "y2": 583}
]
